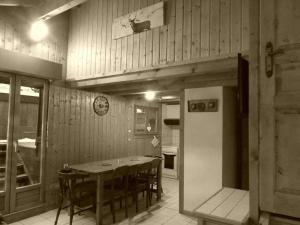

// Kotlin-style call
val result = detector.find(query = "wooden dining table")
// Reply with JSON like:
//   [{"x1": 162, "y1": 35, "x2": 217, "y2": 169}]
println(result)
[{"x1": 70, "y1": 156, "x2": 162, "y2": 225}]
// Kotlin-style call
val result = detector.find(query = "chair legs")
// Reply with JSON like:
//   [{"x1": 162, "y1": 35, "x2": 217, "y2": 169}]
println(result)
[
  {"x1": 69, "y1": 204, "x2": 74, "y2": 225},
  {"x1": 125, "y1": 195, "x2": 128, "y2": 218},
  {"x1": 135, "y1": 192, "x2": 139, "y2": 213},
  {"x1": 111, "y1": 199, "x2": 116, "y2": 223},
  {"x1": 54, "y1": 199, "x2": 75, "y2": 225},
  {"x1": 146, "y1": 186, "x2": 150, "y2": 209},
  {"x1": 149, "y1": 182, "x2": 163, "y2": 205},
  {"x1": 135, "y1": 189, "x2": 150, "y2": 213},
  {"x1": 149, "y1": 184, "x2": 153, "y2": 206},
  {"x1": 54, "y1": 197, "x2": 64, "y2": 225}
]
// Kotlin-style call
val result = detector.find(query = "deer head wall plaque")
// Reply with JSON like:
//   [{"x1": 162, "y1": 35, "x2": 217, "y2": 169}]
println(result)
[{"x1": 112, "y1": 2, "x2": 164, "y2": 39}]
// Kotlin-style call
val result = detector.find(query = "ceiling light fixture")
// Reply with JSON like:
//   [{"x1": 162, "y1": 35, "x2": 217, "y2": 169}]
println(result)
[
  {"x1": 145, "y1": 91, "x2": 156, "y2": 101},
  {"x1": 161, "y1": 95, "x2": 177, "y2": 100},
  {"x1": 29, "y1": 20, "x2": 49, "y2": 42}
]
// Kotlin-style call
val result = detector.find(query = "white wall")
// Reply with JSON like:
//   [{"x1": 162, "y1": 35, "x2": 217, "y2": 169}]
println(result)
[
  {"x1": 166, "y1": 105, "x2": 180, "y2": 118},
  {"x1": 162, "y1": 104, "x2": 180, "y2": 147},
  {"x1": 183, "y1": 87, "x2": 223, "y2": 212}
]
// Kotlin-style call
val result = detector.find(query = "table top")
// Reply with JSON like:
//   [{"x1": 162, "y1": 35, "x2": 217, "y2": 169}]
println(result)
[{"x1": 70, "y1": 156, "x2": 155, "y2": 174}]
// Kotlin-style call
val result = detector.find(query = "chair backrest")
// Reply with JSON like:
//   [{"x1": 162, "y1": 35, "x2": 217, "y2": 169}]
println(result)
[
  {"x1": 128, "y1": 165, "x2": 138, "y2": 184},
  {"x1": 57, "y1": 170, "x2": 88, "y2": 200},
  {"x1": 128, "y1": 165, "x2": 138, "y2": 175},
  {"x1": 137, "y1": 162, "x2": 152, "y2": 175},
  {"x1": 152, "y1": 158, "x2": 161, "y2": 169},
  {"x1": 151, "y1": 158, "x2": 161, "y2": 176},
  {"x1": 110, "y1": 165, "x2": 129, "y2": 192},
  {"x1": 113, "y1": 165, "x2": 129, "y2": 179}
]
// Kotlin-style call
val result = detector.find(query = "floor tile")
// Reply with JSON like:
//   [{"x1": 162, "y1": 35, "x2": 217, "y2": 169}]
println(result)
[{"x1": 8, "y1": 178, "x2": 196, "y2": 225}]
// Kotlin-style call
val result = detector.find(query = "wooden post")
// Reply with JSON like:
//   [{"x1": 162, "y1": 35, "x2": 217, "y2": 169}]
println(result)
[{"x1": 249, "y1": 0, "x2": 260, "y2": 223}]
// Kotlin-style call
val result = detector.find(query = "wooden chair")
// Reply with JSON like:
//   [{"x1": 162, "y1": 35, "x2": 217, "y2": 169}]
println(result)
[
  {"x1": 54, "y1": 169, "x2": 96, "y2": 225},
  {"x1": 149, "y1": 158, "x2": 162, "y2": 205},
  {"x1": 129, "y1": 162, "x2": 152, "y2": 212},
  {"x1": 103, "y1": 165, "x2": 129, "y2": 223}
]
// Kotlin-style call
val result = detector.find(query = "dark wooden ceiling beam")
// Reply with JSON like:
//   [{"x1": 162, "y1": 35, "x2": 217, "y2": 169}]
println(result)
[{"x1": 38, "y1": 0, "x2": 88, "y2": 20}]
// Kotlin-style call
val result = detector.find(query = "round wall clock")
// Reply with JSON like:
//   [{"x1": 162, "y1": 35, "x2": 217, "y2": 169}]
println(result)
[{"x1": 93, "y1": 96, "x2": 109, "y2": 116}]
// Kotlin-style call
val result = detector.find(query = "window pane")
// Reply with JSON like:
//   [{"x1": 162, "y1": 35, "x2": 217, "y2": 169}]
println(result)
[
  {"x1": 16, "y1": 81, "x2": 43, "y2": 188},
  {"x1": 135, "y1": 106, "x2": 147, "y2": 133},
  {"x1": 134, "y1": 105, "x2": 158, "y2": 134},
  {"x1": 0, "y1": 77, "x2": 10, "y2": 192},
  {"x1": 148, "y1": 108, "x2": 158, "y2": 133}
]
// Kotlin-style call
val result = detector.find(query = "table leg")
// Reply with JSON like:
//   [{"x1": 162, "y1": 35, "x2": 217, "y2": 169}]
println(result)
[
  {"x1": 157, "y1": 163, "x2": 162, "y2": 200},
  {"x1": 96, "y1": 175, "x2": 103, "y2": 225}
]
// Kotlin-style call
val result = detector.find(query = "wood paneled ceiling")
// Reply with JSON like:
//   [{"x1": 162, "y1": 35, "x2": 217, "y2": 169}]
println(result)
[
  {"x1": 0, "y1": 0, "x2": 84, "y2": 20},
  {"x1": 0, "y1": 0, "x2": 41, "y2": 7}
]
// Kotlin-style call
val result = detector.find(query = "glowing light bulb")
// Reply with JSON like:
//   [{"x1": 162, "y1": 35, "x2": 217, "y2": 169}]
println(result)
[
  {"x1": 145, "y1": 91, "x2": 156, "y2": 101},
  {"x1": 30, "y1": 20, "x2": 49, "y2": 42},
  {"x1": 161, "y1": 96, "x2": 176, "y2": 100}
]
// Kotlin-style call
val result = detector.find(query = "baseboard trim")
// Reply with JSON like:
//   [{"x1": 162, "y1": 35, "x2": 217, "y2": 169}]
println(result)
[{"x1": 3, "y1": 204, "x2": 49, "y2": 223}]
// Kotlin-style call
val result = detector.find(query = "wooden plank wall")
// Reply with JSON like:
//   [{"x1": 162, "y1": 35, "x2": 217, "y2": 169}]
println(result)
[
  {"x1": 45, "y1": 85, "x2": 161, "y2": 206},
  {"x1": 67, "y1": 0, "x2": 249, "y2": 80},
  {"x1": 0, "y1": 8, "x2": 69, "y2": 78}
]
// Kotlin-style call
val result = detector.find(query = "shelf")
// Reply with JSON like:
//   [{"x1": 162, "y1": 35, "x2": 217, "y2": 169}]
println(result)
[{"x1": 194, "y1": 188, "x2": 249, "y2": 225}]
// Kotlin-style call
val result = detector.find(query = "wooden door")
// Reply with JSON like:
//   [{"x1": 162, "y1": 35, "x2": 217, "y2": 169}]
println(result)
[
  {"x1": 0, "y1": 72, "x2": 15, "y2": 215},
  {"x1": 9, "y1": 76, "x2": 49, "y2": 212},
  {"x1": 0, "y1": 73, "x2": 48, "y2": 214},
  {"x1": 260, "y1": 0, "x2": 300, "y2": 218}
]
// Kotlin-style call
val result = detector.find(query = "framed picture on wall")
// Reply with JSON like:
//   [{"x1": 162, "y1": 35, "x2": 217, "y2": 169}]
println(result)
[
  {"x1": 134, "y1": 105, "x2": 158, "y2": 135},
  {"x1": 188, "y1": 99, "x2": 218, "y2": 112}
]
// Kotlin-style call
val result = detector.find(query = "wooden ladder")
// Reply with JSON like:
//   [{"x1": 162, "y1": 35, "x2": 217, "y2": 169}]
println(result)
[{"x1": 0, "y1": 144, "x2": 32, "y2": 190}]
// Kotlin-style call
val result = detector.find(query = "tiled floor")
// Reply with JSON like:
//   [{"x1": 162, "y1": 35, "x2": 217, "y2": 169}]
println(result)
[{"x1": 9, "y1": 178, "x2": 197, "y2": 225}]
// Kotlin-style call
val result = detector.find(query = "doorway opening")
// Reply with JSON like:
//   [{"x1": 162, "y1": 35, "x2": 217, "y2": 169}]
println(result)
[
  {"x1": 181, "y1": 55, "x2": 250, "y2": 224},
  {"x1": 161, "y1": 102, "x2": 180, "y2": 180}
]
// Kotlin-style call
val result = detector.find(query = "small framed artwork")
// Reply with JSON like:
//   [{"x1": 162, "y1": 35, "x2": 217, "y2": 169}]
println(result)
[{"x1": 188, "y1": 99, "x2": 218, "y2": 112}]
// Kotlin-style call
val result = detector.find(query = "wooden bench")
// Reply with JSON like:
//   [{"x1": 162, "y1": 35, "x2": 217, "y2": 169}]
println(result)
[{"x1": 194, "y1": 188, "x2": 249, "y2": 225}]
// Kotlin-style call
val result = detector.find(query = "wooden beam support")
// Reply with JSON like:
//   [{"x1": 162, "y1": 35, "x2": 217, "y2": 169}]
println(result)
[
  {"x1": 71, "y1": 56, "x2": 238, "y2": 88},
  {"x1": 249, "y1": 0, "x2": 260, "y2": 223},
  {"x1": 0, "y1": 0, "x2": 37, "y2": 7},
  {"x1": 0, "y1": 47, "x2": 62, "y2": 80},
  {"x1": 88, "y1": 71, "x2": 237, "y2": 96},
  {"x1": 38, "y1": 0, "x2": 88, "y2": 20}
]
